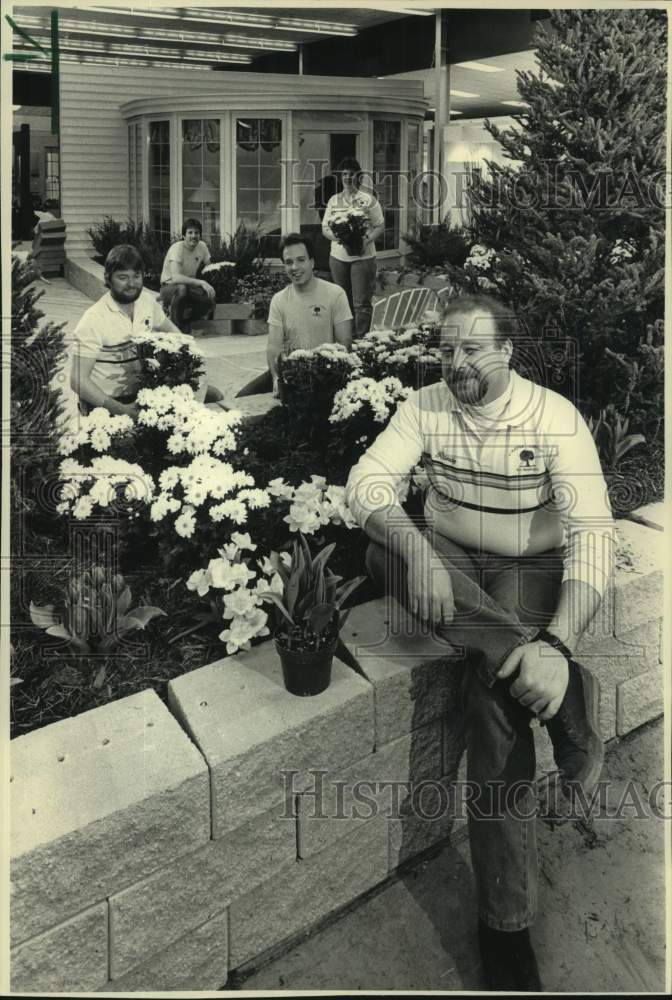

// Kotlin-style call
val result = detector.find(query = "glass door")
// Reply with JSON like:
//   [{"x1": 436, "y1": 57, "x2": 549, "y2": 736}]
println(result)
[{"x1": 296, "y1": 130, "x2": 357, "y2": 270}]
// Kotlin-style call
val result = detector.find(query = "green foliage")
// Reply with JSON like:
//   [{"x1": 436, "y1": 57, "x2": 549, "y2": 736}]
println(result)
[
  {"x1": 209, "y1": 222, "x2": 265, "y2": 278},
  {"x1": 402, "y1": 216, "x2": 470, "y2": 269},
  {"x1": 86, "y1": 217, "x2": 172, "y2": 289},
  {"x1": 232, "y1": 270, "x2": 288, "y2": 318},
  {"x1": 11, "y1": 255, "x2": 67, "y2": 538},
  {"x1": 29, "y1": 566, "x2": 165, "y2": 655},
  {"x1": 587, "y1": 405, "x2": 646, "y2": 470},
  {"x1": 204, "y1": 224, "x2": 275, "y2": 302},
  {"x1": 133, "y1": 335, "x2": 205, "y2": 392},
  {"x1": 258, "y1": 534, "x2": 365, "y2": 651},
  {"x1": 449, "y1": 9, "x2": 666, "y2": 427}
]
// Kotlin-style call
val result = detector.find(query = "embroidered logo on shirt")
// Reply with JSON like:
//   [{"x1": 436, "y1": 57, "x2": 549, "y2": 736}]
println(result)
[
  {"x1": 517, "y1": 447, "x2": 537, "y2": 470},
  {"x1": 311, "y1": 305, "x2": 323, "y2": 316}
]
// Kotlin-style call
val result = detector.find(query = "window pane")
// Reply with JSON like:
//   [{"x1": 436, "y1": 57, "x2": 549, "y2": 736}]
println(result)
[
  {"x1": 148, "y1": 119, "x2": 171, "y2": 240},
  {"x1": 373, "y1": 120, "x2": 401, "y2": 251},
  {"x1": 182, "y1": 117, "x2": 220, "y2": 243},
  {"x1": 235, "y1": 118, "x2": 282, "y2": 250},
  {"x1": 237, "y1": 165, "x2": 258, "y2": 188},
  {"x1": 260, "y1": 165, "x2": 281, "y2": 187},
  {"x1": 237, "y1": 119, "x2": 259, "y2": 143},
  {"x1": 406, "y1": 122, "x2": 421, "y2": 237}
]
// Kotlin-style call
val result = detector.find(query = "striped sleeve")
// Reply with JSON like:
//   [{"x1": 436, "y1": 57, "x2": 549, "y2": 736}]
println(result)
[
  {"x1": 547, "y1": 409, "x2": 615, "y2": 598},
  {"x1": 345, "y1": 394, "x2": 424, "y2": 528}
]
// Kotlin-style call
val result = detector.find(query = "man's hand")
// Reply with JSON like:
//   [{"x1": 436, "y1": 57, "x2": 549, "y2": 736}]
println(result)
[
  {"x1": 200, "y1": 280, "x2": 216, "y2": 301},
  {"x1": 497, "y1": 642, "x2": 569, "y2": 720},
  {"x1": 120, "y1": 401, "x2": 140, "y2": 420},
  {"x1": 272, "y1": 376, "x2": 280, "y2": 399},
  {"x1": 407, "y1": 543, "x2": 455, "y2": 626}
]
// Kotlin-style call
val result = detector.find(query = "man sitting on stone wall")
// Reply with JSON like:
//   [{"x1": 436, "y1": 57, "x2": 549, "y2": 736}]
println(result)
[
  {"x1": 159, "y1": 218, "x2": 216, "y2": 333},
  {"x1": 345, "y1": 292, "x2": 615, "y2": 992}
]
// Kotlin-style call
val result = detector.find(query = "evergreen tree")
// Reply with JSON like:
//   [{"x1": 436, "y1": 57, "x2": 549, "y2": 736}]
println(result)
[
  {"x1": 11, "y1": 255, "x2": 67, "y2": 541},
  {"x1": 452, "y1": 9, "x2": 666, "y2": 427}
]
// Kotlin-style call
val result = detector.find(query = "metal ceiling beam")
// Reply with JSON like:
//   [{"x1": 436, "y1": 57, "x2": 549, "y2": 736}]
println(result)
[{"x1": 15, "y1": 12, "x2": 298, "y2": 52}]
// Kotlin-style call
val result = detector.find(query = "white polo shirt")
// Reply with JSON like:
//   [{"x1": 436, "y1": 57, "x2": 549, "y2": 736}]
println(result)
[
  {"x1": 346, "y1": 370, "x2": 614, "y2": 597},
  {"x1": 71, "y1": 288, "x2": 164, "y2": 398}
]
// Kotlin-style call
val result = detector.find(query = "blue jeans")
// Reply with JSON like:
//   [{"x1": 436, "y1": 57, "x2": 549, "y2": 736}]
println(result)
[
  {"x1": 365, "y1": 529, "x2": 565, "y2": 930},
  {"x1": 329, "y1": 255, "x2": 377, "y2": 337}
]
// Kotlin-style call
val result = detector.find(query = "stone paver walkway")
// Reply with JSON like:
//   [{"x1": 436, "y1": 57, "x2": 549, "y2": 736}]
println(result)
[{"x1": 233, "y1": 719, "x2": 666, "y2": 993}]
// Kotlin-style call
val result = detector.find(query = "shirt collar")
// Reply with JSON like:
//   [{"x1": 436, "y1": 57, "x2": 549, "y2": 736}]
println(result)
[
  {"x1": 103, "y1": 290, "x2": 147, "y2": 318},
  {"x1": 444, "y1": 370, "x2": 540, "y2": 428}
]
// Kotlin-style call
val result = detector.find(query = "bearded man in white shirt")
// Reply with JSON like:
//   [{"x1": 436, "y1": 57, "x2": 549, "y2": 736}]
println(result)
[
  {"x1": 70, "y1": 244, "x2": 181, "y2": 417},
  {"x1": 346, "y1": 293, "x2": 614, "y2": 992}
]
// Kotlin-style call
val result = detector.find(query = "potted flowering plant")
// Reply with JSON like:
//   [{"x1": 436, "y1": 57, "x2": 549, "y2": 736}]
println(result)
[
  {"x1": 258, "y1": 533, "x2": 365, "y2": 696},
  {"x1": 328, "y1": 206, "x2": 370, "y2": 257}
]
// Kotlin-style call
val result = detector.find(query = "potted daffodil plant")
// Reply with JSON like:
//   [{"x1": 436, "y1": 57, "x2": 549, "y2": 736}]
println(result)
[{"x1": 258, "y1": 533, "x2": 365, "y2": 697}]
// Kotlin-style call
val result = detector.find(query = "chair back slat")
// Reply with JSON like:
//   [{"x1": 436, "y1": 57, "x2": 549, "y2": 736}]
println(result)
[{"x1": 373, "y1": 286, "x2": 441, "y2": 330}]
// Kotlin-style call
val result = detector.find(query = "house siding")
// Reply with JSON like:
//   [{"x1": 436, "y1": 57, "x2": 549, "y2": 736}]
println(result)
[
  {"x1": 59, "y1": 63, "x2": 424, "y2": 260},
  {"x1": 60, "y1": 63, "x2": 240, "y2": 259}
]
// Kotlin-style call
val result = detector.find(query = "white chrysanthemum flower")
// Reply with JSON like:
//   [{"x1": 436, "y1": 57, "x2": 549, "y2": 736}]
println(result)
[{"x1": 175, "y1": 508, "x2": 197, "y2": 538}]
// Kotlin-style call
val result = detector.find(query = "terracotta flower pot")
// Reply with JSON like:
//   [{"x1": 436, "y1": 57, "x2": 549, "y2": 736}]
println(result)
[{"x1": 275, "y1": 634, "x2": 338, "y2": 696}]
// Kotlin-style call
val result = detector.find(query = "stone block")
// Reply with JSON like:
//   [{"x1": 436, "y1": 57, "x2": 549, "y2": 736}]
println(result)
[
  {"x1": 228, "y1": 816, "x2": 389, "y2": 969},
  {"x1": 64, "y1": 255, "x2": 105, "y2": 301},
  {"x1": 627, "y1": 502, "x2": 666, "y2": 531},
  {"x1": 11, "y1": 901, "x2": 108, "y2": 993},
  {"x1": 617, "y1": 664, "x2": 664, "y2": 736},
  {"x1": 296, "y1": 721, "x2": 442, "y2": 859},
  {"x1": 574, "y1": 619, "x2": 661, "y2": 741},
  {"x1": 103, "y1": 910, "x2": 228, "y2": 992},
  {"x1": 109, "y1": 803, "x2": 296, "y2": 977},
  {"x1": 11, "y1": 690, "x2": 210, "y2": 946},
  {"x1": 341, "y1": 597, "x2": 465, "y2": 745},
  {"x1": 583, "y1": 520, "x2": 664, "y2": 641},
  {"x1": 388, "y1": 773, "x2": 457, "y2": 869},
  {"x1": 214, "y1": 301, "x2": 253, "y2": 320},
  {"x1": 168, "y1": 643, "x2": 374, "y2": 838}
]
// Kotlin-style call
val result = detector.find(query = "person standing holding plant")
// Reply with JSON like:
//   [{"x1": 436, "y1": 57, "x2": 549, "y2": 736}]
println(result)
[{"x1": 322, "y1": 157, "x2": 385, "y2": 337}]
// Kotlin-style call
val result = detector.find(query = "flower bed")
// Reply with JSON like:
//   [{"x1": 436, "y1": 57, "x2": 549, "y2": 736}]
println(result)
[{"x1": 9, "y1": 250, "x2": 663, "y2": 738}]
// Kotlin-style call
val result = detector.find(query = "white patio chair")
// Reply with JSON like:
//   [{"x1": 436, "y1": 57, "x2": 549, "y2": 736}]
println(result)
[{"x1": 371, "y1": 283, "x2": 453, "y2": 330}]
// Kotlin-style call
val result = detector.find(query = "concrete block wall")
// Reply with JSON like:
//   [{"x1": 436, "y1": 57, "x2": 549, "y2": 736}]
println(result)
[{"x1": 10, "y1": 508, "x2": 664, "y2": 991}]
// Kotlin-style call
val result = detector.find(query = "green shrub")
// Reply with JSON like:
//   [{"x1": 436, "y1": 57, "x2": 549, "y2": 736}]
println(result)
[
  {"x1": 86, "y1": 217, "x2": 173, "y2": 290},
  {"x1": 402, "y1": 217, "x2": 470, "y2": 269},
  {"x1": 232, "y1": 270, "x2": 288, "y2": 318},
  {"x1": 209, "y1": 222, "x2": 265, "y2": 278}
]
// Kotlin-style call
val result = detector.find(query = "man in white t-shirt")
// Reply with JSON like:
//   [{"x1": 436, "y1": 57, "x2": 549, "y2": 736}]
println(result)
[
  {"x1": 159, "y1": 218, "x2": 215, "y2": 332},
  {"x1": 70, "y1": 244, "x2": 181, "y2": 417},
  {"x1": 266, "y1": 233, "x2": 353, "y2": 397}
]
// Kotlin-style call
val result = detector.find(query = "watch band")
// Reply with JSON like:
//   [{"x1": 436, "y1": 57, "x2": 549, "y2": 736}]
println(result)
[{"x1": 532, "y1": 628, "x2": 573, "y2": 661}]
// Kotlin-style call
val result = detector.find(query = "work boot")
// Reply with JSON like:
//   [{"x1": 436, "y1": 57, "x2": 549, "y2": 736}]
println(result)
[
  {"x1": 478, "y1": 919, "x2": 543, "y2": 992},
  {"x1": 544, "y1": 658, "x2": 604, "y2": 814}
]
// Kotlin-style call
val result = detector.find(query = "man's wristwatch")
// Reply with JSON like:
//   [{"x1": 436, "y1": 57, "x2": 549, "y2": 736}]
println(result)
[{"x1": 532, "y1": 628, "x2": 573, "y2": 661}]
